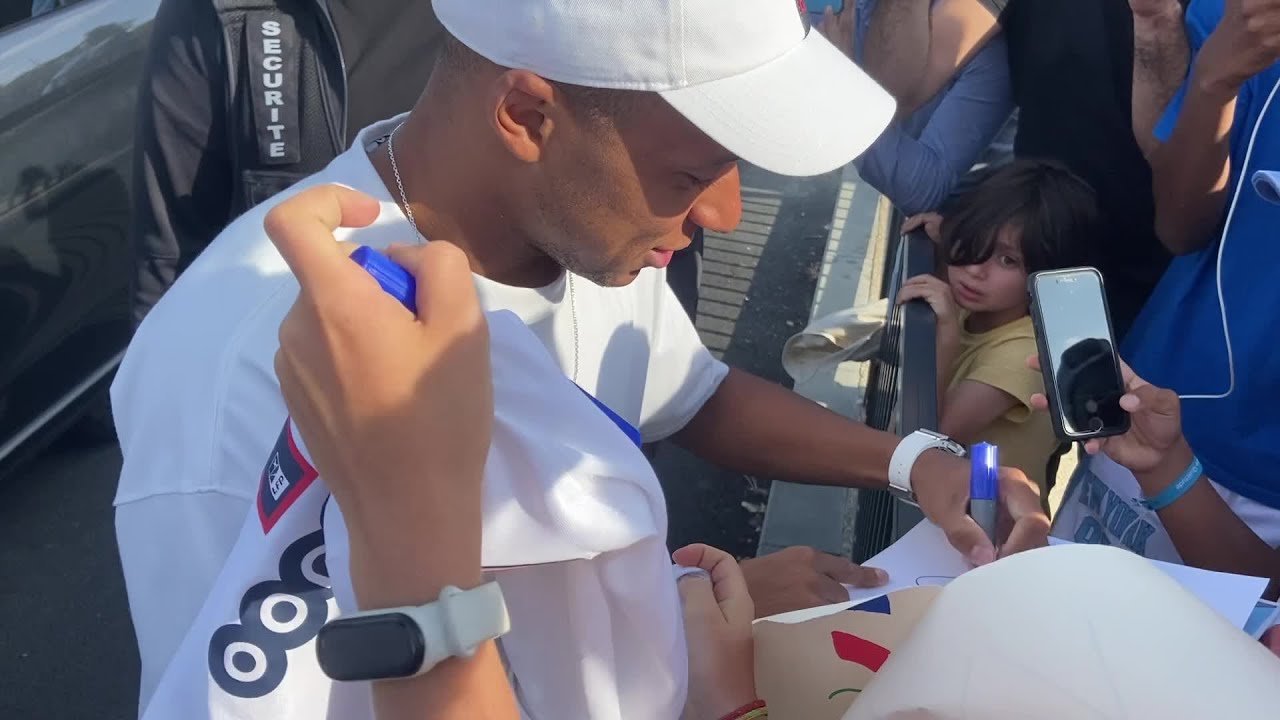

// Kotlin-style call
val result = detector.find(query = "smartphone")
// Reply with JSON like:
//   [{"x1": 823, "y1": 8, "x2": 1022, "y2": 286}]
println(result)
[
  {"x1": 805, "y1": 0, "x2": 844, "y2": 16},
  {"x1": 1028, "y1": 267, "x2": 1130, "y2": 441}
]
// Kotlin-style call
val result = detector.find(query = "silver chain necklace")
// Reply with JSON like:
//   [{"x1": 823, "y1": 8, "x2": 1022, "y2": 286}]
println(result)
[{"x1": 386, "y1": 123, "x2": 580, "y2": 382}]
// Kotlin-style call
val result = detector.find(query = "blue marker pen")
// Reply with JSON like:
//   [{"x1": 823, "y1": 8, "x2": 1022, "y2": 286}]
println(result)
[
  {"x1": 969, "y1": 442, "x2": 999, "y2": 546},
  {"x1": 350, "y1": 245, "x2": 417, "y2": 311}
]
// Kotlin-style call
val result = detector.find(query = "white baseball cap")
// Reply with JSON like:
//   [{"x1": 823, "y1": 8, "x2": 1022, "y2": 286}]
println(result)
[{"x1": 432, "y1": 0, "x2": 896, "y2": 177}]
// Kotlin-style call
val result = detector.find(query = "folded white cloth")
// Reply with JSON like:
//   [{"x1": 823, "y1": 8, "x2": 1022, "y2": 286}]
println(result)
[{"x1": 781, "y1": 298, "x2": 888, "y2": 383}]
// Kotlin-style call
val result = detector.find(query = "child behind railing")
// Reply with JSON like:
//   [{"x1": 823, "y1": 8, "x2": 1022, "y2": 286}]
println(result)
[{"x1": 897, "y1": 159, "x2": 1102, "y2": 511}]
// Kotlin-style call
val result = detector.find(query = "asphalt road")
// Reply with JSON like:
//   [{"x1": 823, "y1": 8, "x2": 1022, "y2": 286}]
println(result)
[
  {"x1": 0, "y1": 165, "x2": 838, "y2": 720},
  {"x1": 0, "y1": 436, "x2": 137, "y2": 720}
]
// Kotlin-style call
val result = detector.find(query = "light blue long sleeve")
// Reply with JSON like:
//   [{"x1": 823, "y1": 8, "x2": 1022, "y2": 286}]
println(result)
[{"x1": 852, "y1": 0, "x2": 1014, "y2": 215}]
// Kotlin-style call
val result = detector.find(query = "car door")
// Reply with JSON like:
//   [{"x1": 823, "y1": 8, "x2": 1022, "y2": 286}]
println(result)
[{"x1": 0, "y1": 0, "x2": 159, "y2": 457}]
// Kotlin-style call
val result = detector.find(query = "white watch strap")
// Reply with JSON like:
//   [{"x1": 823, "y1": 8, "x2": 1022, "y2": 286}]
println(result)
[
  {"x1": 404, "y1": 581, "x2": 510, "y2": 675},
  {"x1": 888, "y1": 430, "x2": 965, "y2": 499}
]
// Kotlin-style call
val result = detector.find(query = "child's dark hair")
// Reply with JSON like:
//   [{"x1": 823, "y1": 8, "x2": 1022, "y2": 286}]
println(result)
[{"x1": 938, "y1": 159, "x2": 1101, "y2": 274}]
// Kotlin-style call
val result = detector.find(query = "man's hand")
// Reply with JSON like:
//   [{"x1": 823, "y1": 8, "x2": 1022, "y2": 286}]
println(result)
[
  {"x1": 267, "y1": 184, "x2": 492, "y2": 604},
  {"x1": 819, "y1": 6, "x2": 857, "y2": 60},
  {"x1": 673, "y1": 544, "x2": 758, "y2": 720},
  {"x1": 1195, "y1": 0, "x2": 1280, "y2": 94},
  {"x1": 739, "y1": 546, "x2": 887, "y2": 618},
  {"x1": 911, "y1": 449, "x2": 1049, "y2": 565},
  {"x1": 1029, "y1": 356, "x2": 1188, "y2": 480}
]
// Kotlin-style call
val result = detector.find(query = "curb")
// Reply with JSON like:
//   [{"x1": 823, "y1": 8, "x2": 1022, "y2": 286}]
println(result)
[{"x1": 757, "y1": 165, "x2": 893, "y2": 558}]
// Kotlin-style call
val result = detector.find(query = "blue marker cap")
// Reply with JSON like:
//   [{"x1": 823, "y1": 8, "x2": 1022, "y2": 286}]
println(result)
[
  {"x1": 349, "y1": 246, "x2": 417, "y2": 312},
  {"x1": 970, "y1": 442, "x2": 998, "y2": 501}
]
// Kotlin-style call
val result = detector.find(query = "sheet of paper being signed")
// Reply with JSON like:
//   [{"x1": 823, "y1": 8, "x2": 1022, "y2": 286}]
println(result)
[{"x1": 845, "y1": 521, "x2": 1267, "y2": 631}]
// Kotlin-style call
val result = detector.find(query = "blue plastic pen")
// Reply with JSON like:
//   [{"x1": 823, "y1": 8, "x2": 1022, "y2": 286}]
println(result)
[
  {"x1": 350, "y1": 245, "x2": 417, "y2": 311},
  {"x1": 969, "y1": 442, "x2": 999, "y2": 545}
]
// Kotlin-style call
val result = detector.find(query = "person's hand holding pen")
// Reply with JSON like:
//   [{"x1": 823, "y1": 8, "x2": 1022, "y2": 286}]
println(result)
[
  {"x1": 266, "y1": 184, "x2": 517, "y2": 720},
  {"x1": 911, "y1": 450, "x2": 1048, "y2": 566}
]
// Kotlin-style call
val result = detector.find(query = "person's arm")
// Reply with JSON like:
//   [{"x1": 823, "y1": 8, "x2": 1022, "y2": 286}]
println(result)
[
  {"x1": 674, "y1": 368, "x2": 900, "y2": 490},
  {"x1": 267, "y1": 186, "x2": 519, "y2": 719},
  {"x1": 349, "y1": 520, "x2": 516, "y2": 720},
  {"x1": 674, "y1": 367, "x2": 1048, "y2": 565},
  {"x1": 865, "y1": 0, "x2": 1003, "y2": 118},
  {"x1": 1149, "y1": 1, "x2": 1280, "y2": 255},
  {"x1": 1030, "y1": 356, "x2": 1280, "y2": 598},
  {"x1": 862, "y1": 0, "x2": 933, "y2": 110},
  {"x1": 855, "y1": 35, "x2": 1014, "y2": 215},
  {"x1": 1129, "y1": 0, "x2": 1190, "y2": 158},
  {"x1": 1133, "y1": 439, "x2": 1280, "y2": 598},
  {"x1": 131, "y1": 0, "x2": 234, "y2": 326},
  {"x1": 938, "y1": 381, "x2": 1018, "y2": 445}
]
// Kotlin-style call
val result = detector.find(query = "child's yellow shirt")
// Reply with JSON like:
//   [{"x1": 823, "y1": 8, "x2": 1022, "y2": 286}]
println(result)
[{"x1": 948, "y1": 315, "x2": 1060, "y2": 499}]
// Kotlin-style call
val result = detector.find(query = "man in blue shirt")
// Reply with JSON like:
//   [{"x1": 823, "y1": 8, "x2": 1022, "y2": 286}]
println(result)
[
  {"x1": 822, "y1": 0, "x2": 1015, "y2": 215},
  {"x1": 1123, "y1": 0, "x2": 1280, "y2": 523}
]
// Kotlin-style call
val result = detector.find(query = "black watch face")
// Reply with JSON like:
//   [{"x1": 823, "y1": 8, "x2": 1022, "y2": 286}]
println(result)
[{"x1": 316, "y1": 612, "x2": 426, "y2": 681}]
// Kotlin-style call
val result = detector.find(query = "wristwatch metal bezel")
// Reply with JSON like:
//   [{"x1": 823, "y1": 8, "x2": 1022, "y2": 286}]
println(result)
[{"x1": 887, "y1": 429, "x2": 966, "y2": 505}]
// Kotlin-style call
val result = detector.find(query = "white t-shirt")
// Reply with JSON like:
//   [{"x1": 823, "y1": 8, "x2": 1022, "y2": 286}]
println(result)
[
  {"x1": 1051, "y1": 452, "x2": 1280, "y2": 560},
  {"x1": 113, "y1": 116, "x2": 728, "y2": 718}
]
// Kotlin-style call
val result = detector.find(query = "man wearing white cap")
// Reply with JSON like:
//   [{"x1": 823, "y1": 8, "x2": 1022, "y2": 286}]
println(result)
[{"x1": 114, "y1": 0, "x2": 1049, "y2": 718}]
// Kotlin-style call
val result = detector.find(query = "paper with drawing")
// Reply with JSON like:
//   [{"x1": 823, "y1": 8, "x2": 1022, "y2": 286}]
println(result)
[
  {"x1": 847, "y1": 521, "x2": 1268, "y2": 630},
  {"x1": 754, "y1": 587, "x2": 941, "y2": 720},
  {"x1": 844, "y1": 545, "x2": 1280, "y2": 719}
]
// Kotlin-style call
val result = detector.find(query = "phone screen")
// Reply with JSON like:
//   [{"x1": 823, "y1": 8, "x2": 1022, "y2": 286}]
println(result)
[
  {"x1": 805, "y1": 0, "x2": 845, "y2": 15},
  {"x1": 1033, "y1": 269, "x2": 1128, "y2": 438}
]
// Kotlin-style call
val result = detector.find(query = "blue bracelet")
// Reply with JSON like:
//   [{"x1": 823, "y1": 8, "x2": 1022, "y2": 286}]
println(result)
[{"x1": 1140, "y1": 456, "x2": 1203, "y2": 511}]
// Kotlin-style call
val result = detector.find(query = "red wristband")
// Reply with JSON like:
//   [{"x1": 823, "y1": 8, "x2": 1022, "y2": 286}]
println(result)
[{"x1": 718, "y1": 699, "x2": 767, "y2": 720}]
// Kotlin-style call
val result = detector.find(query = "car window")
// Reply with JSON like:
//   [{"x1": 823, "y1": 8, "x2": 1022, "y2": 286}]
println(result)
[{"x1": 1, "y1": 0, "x2": 89, "y2": 32}]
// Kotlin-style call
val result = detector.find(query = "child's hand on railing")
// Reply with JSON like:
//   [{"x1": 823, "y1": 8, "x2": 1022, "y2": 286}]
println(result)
[{"x1": 897, "y1": 273, "x2": 960, "y2": 351}]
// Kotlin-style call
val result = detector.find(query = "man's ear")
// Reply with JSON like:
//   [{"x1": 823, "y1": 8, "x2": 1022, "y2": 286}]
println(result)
[{"x1": 489, "y1": 70, "x2": 560, "y2": 164}]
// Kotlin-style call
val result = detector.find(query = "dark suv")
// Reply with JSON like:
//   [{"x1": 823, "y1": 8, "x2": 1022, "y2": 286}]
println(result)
[{"x1": 0, "y1": 0, "x2": 158, "y2": 469}]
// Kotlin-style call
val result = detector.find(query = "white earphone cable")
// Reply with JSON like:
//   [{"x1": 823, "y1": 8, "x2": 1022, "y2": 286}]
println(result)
[{"x1": 1177, "y1": 73, "x2": 1280, "y2": 400}]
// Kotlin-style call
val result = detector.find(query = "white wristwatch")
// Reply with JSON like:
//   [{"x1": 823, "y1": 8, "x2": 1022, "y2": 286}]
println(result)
[
  {"x1": 316, "y1": 581, "x2": 510, "y2": 682},
  {"x1": 887, "y1": 429, "x2": 966, "y2": 505}
]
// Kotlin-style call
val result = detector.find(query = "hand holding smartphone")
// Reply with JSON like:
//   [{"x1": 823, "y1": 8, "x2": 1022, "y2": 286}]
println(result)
[{"x1": 1029, "y1": 268, "x2": 1130, "y2": 442}]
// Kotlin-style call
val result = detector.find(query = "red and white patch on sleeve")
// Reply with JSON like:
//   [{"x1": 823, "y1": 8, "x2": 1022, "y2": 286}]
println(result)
[{"x1": 256, "y1": 421, "x2": 319, "y2": 534}]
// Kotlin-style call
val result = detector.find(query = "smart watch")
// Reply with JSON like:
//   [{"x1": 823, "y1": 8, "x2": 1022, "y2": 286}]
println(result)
[
  {"x1": 316, "y1": 582, "x2": 510, "y2": 682},
  {"x1": 887, "y1": 429, "x2": 966, "y2": 505}
]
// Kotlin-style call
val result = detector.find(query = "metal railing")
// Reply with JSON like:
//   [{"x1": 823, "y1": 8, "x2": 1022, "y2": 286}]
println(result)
[{"x1": 851, "y1": 225, "x2": 940, "y2": 563}]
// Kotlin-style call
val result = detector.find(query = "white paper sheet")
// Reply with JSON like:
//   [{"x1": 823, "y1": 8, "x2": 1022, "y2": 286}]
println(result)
[
  {"x1": 840, "y1": 522, "x2": 1267, "y2": 630},
  {"x1": 1048, "y1": 536, "x2": 1268, "y2": 629},
  {"x1": 843, "y1": 521, "x2": 972, "y2": 606}
]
